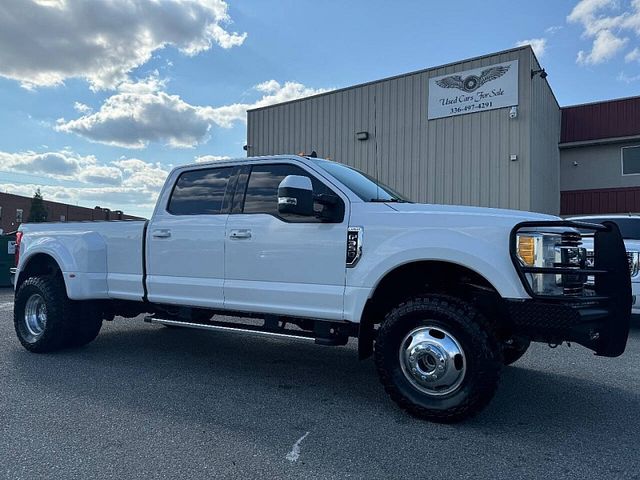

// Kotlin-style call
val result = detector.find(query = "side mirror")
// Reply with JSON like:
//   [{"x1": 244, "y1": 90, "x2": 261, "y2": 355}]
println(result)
[{"x1": 277, "y1": 175, "x2": 314, "y2": 216}]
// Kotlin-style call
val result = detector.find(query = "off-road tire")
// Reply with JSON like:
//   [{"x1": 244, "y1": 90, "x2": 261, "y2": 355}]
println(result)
[
  {"x1": 502, "y1": 338, "x2": 531, "y2": 366},
  {"x1": 374, "y1": 295, "x2": 502, "y2": 423},
  {"x1": 15, "y1": 275, "x2": 72, "y2": 353},
  {"x1": 14, "y1": 275, "x2": 102, "y2": 352},
  {"x1": 65, "y1": 302, "x2": 103, "y2": 348}
]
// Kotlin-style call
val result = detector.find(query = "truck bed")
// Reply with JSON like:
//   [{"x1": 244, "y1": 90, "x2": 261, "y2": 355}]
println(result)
[{"x1": 18, "y1": 220, "x2": 147, "y2": 301}]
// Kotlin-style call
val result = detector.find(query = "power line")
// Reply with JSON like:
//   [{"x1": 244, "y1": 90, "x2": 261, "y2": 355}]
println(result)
[{"x1": 0, "y1": 171, "x2": 74, "y2": 187}]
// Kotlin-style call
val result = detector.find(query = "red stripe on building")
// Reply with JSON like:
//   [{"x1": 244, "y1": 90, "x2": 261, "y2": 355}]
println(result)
[
  {"x1": 561, "y1": 96, "x2": 640, "y2": 144},
  {"x1": 561, "y1": 186, "x2": 640, "y2": 215}
]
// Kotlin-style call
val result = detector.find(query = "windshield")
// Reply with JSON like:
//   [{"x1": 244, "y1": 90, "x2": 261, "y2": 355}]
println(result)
[
  {"x1": 312, "y1": 159, "x2": 410, "y2": 202},
  {"x1": 574, "y1": 217, "x2": 640, "y2": 239}
]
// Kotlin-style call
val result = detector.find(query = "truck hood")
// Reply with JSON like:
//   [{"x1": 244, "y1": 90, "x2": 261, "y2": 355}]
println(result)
[{"x1": 384, "y1": 202, "x2": 558, "y2": 223}]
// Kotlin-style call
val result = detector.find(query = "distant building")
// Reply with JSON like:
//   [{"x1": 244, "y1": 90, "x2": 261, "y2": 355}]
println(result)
[
  {"x1": 560, "y1": 96, "x2": 640, "y2": 215},
  {"x1": 0, "y1": 192, "x2": 143, "y2": 234}
]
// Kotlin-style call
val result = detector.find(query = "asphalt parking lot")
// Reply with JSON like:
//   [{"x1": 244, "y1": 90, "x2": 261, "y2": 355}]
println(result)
[{"x1": 1, "y1": 287, "x2": 639, "y2": 479}]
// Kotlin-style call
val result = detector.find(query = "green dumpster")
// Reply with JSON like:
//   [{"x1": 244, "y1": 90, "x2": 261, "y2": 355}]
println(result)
[{"x1": 0, "y1": 234, "x2": 16, "y2": 287}]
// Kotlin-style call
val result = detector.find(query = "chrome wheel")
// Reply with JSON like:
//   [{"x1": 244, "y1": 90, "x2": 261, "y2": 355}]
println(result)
[
  {"x1": 24, "y1": 293, "x2": 47, "y2": 338},
  {"x1": 399, "y1": 325, "x2": 466, "y2": 396}
]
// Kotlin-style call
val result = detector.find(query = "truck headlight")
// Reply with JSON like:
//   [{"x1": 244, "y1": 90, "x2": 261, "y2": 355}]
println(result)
[
  {"x1": 516, "y1": 232, "x2": 586, "y2": 295},
  {"x1": 516, "y1": 233, "x2": 561, "y2": 268}
]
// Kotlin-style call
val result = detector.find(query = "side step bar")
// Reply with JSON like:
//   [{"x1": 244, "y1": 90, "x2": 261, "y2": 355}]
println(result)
[{"x1": 144, "y1": 316, "x2": 347, "y2": 345}]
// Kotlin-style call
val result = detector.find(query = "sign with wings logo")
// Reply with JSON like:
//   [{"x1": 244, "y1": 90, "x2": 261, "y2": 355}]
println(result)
[{"x1": 428, "y1": 60, "x2": 518, "y2": 119}]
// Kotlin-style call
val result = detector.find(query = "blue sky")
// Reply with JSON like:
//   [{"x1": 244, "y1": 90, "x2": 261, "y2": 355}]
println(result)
[{"x1": 1, "y1": 0, "x2": 639, "y2": 217}]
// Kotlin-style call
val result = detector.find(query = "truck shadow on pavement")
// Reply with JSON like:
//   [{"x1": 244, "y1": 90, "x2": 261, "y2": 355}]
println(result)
[{"x1": 7, "y1": 321, "x2": 640, "y2": 441}]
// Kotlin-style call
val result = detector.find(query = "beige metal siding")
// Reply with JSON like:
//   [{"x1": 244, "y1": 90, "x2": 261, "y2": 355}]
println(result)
[
  {"x1": 561, "y1": 140, "x2": 640, "y2": 191},
  {"x1": 247, "y1": 46, "x2": 559, "y2": 213},
  {"x1": 529, "y1": 54, "x2": 561, "y2": 214}
]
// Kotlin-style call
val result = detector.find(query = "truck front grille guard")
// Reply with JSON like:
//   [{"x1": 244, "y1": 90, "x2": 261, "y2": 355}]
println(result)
[
  {"x1": 509, "y1": 220, "x2": 630, "y2": 304},
  {"x1": 509, "y1": 220, "x2": 632, "y2": 357}
]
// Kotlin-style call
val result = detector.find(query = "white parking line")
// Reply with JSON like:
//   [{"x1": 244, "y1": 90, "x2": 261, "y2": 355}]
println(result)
[
  {"x1": 285, "y1": 431, "x2": 310, "y2": 463},
  {"x1": 0, "y1": 302, "x2": 13, "y2": 312}
]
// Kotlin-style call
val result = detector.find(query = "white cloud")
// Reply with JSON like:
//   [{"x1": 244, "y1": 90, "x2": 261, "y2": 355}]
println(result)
[
  {"x1": 515, "y1": 38, "x2": 548, "y2": 58},
  {"x1": 0, "y1": 0, "x2": 246, "y2": 90},
  {"x1": 617, "y1": 70, "x2": 640, "y2": 82},
  {"x1": 545, "y1": 25, "x2": 564, "y2": 34},
  {"x1": 77, "y1": 165, "x2": 123, "y2": 185},
  {"x1": 0, "y1": 149, "x2": 170, "y2": 215},
  {"x1": 568, "y1": 0, "x2": 640, "y2": 65},
  {"x1": 117, "y1": 76, "x2": 168, "y2": 95},
  {"x1": 0, "y1": 150, "x2": 96, "y2": 178},
  {"x1": 73, "y1": 102, "x2": 92, "y2": 114},
  {"x1": 55, "y1": 81, "x2": 215, "y2": 149},
  {"x1": 626, "y1": 46, "x2": 640, "y2": 61},
  {"x1": 1, "y1": 150, "x2": 170, "y2": 188},
  {"x1": 201, "y1": 80, "x2": 330, "y2": 129},
  {"x1": 56, "y1": 79, "x2": 330, "y2": 148},
  {"x1": 577, "y1": 30, "x2": 629, "y2": 64},
  {"x1": 112, "y1": 158, "x2": 169, "y2": 188},
  {"x1": 0, "y1": 182, "x2": 158, "y2": 217}
]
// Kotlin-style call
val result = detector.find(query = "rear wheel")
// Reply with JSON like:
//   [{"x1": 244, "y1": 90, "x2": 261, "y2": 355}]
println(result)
[
  {"x1": 374, "y1": 295, "x2": 502, "y2": 423},
  {"x1": 15, "y1": 276, "x2": 70, "y2": 352},
  {"x1": 65, "y1": 302, "x2": 103, "y2": 348},
  {"x1": 14, "y1": 275, "x2": 102, "y2": 352}
]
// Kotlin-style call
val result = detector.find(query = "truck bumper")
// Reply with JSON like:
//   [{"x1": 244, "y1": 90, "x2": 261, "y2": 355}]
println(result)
[
  {"x1": 504, "y1": 298, "x2": 630, "y2": 357},
  {"x1": 508, "y1": 220, "x2": 632, "y2": 358}
]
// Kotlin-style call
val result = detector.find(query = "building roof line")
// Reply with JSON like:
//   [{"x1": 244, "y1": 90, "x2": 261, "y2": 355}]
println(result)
[
  {"x1": 247, "y1": 45, "x2": 534, "y2": 113},
  {"x1": 562, "y1": 94, "x2": 640, "y2": 109},
  {"x1": 559, "y1": 134, "x2": 640, "y2": 149}
]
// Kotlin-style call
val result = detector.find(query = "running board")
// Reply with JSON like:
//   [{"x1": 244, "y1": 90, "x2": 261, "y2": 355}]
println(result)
[{"x1": 144, "y1": 316, "x2": 346, "y2": 345}]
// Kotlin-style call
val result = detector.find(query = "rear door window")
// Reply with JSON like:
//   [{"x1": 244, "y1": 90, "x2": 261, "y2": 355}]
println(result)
[{"x1": 168, "y1": 166, "x2": 236, "y2": 215}]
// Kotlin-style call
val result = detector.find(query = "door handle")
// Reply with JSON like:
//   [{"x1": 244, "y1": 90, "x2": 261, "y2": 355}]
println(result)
[
  {"x1": 152, "y1": 229, "x2": 171, "y2": 239},
  {"x1": 229, "y1": 229, "x2": 251, "y2": 239}
]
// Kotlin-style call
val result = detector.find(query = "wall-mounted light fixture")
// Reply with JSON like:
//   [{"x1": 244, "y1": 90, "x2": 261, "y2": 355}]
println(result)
[
  {"x1": 510, "y1": 154, "x2": 518, "y2": 162},
  {"x1": 531, "y1": 68, "x2": 547, "y2": 79},
  {"x1": 356, "y1": 131, "x2": 369, "y2": 141},
  {"x1": 509, "y1": 106, "x2": 518, "y2": 119}
]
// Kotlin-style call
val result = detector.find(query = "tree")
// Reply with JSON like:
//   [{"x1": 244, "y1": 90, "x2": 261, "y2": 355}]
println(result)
[{"x1": 28, "y1": 188, "x2": 48, "y2": 223}]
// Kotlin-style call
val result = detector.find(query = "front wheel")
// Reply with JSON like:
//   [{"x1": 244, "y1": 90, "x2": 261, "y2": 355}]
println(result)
[
  {"x1": 502, "y1": 337, "x2": 531, "y2": 366},
  {"x1": 374, "y1": 295, "x2": 502, "y2": 423}
]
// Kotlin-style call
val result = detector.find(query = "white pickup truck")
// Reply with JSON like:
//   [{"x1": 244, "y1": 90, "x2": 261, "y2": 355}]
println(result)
[
  {"x1": 567, "y1": 215, "x2": 640, "y2": 315},
  {"x1": 12, "y1": 155, "x2": 632, "y2": 422}
]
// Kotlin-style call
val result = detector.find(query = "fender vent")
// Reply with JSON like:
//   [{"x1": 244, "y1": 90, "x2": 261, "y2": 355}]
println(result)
[{"x1": 346, "y1": 227, "x2": 363, "y2": 267}]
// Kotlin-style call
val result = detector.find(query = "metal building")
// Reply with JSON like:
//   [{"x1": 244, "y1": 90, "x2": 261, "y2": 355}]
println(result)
[
  {"x1": 247, "y1": 46, "x2": 561, "y2": 214},
  {"x1": 560, "y1": 96, "x2": 640, "y2": 215}
]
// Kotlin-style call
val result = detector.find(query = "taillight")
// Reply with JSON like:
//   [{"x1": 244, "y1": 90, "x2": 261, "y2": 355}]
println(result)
[{"x1": 15, "y1": 231, "x2": 23, "y2": 267}]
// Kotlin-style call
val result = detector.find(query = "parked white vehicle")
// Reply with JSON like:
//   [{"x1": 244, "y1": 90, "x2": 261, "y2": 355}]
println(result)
[
  {"x1": 11, "y1": 155, "x2": 632, "y2": 422},
  {"x1": 567, "y1": 215, "x2": 640, "y2": 315}
]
